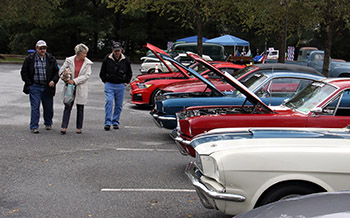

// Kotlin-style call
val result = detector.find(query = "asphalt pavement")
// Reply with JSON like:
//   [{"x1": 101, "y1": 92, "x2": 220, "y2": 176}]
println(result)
[{"x1": 0, "y1": 62, "x2": 231, "y2": 218}]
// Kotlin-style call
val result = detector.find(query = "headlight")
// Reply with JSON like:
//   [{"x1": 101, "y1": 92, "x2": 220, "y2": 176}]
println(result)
[
  {"x1": 137, "y1": 83, "x2": 153, "y2": 89},
  {"x1": 198, "y1": 154, "x2": 220, "y2": 181}
]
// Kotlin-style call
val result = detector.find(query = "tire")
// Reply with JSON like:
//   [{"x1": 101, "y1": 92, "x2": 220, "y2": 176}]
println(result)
[
  {"x1": 255, "y1": 182, "x2": 323, "y2": 207},
  {"x1": 150, "y1": 88, "x2": 162, "y2": 106},
  {"x1": 339, "y1": 73, "x2": 350, "y2": 78},
  {"x1": 148, "y1": 68, "x2": 162, "y2": 74}
]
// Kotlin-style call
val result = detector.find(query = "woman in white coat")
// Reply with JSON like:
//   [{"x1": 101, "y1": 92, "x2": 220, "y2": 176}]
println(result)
[{"x1": 59, "y1": 43, "x2": 93, "y2": 134}]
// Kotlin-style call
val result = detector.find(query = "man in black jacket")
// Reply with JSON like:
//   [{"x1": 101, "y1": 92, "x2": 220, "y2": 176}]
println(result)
[
  {"x1": 99, "y1": 42, "x2": 133, "y2": 130},
  {"x1": 20, "y1": 40, "x2": 59, "y2": 133}
]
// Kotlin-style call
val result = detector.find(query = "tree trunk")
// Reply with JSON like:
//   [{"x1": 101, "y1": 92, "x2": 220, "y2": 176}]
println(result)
[
  {"x1": 278, "y1": 17, "x2": 287, "y2": 63},
  {"x1": 196, "y1": 9, "x2": 203, "y2": 57},
  {"x1": 322, "y1": 22, "x2": 332, "y2": 77}
]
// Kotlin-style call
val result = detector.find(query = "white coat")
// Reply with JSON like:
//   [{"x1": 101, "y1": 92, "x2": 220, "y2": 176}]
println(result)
[{"x1": 59, "y1": 55, "x2": 93, "y2": 105}]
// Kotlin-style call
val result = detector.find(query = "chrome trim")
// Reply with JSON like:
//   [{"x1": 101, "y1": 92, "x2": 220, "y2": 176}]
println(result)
[
  {"x1": 170, "y1": 128, "x2": 179, "y2": 140},
  {"x1": 174, "y1": 140, "x2": 188, "y2": 156},
  {"x1": 185, "y1": 161, "x2": 246, "y2": 205},
  {"x1": 174, "y1": 136, "x2": 191, "y2": 146},
  {"x1": 158, "y1": 116, "x2": 176, "y2": 121}
]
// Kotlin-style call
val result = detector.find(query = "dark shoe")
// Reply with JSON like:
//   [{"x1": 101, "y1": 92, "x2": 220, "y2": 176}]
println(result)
[
  {"x1": 76, "y1": 129, "x2": 82, "y2": 134},
  {"x1": 45, "y1": 125, "x2": 52, "y2": 130},
  {"x1": 31, "y1": 128, "x2": 39, "y2": 134},
  {"x1": 104, "y1": 125, "x2": 110, "y2": 131},
  {"x1": 60, "y1": 128, "x2": 66, "y2": 135},
  {"x1": 113, "y1": 125, "x2": 119, "y2": 129}
]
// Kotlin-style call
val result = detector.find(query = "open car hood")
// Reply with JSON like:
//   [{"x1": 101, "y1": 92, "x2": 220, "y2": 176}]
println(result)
[
  {"x1": 161, "y1": 55, "x2": 224, "y2": 96},
  {"x1": 145, "y1": 43, "x2": 188, "y2": 76},
  {"x1": 187, "y1": 52, "x2": 273, "y2": 113}
]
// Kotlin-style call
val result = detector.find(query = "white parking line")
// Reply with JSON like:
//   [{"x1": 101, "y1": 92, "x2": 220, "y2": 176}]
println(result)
[
  {"x1": 115, "y1": 148, "x2": 177, "y2": 152},
  {"x1": 101, "y1": 188, "x2": 196, "y2": 192}
]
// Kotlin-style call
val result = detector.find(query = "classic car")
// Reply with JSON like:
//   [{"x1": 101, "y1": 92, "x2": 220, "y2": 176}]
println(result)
[
  {"x1": 235, "y1": 191, "x2": 350, "y2": 218},
  {"x1": 131, "y1": 45, "x2": 244, "y2": 106},
  {"x1": 174, "y1": 78, "x2": 350, "y2": 157},
  {"x1": 185, "y1": 127, "x2": 350, "y2": 215},
  {"x1": 151, "y1": 54, "x2": 325, "y2": 130}
]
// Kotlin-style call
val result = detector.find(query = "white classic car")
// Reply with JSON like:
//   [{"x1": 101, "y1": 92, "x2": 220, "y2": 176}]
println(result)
[
  {"x1": 140, "y1": 53, "x2": 212, "y2": 74},
  {"x1": 185, "y1": 127, "x2": 350, "y2": 215}
]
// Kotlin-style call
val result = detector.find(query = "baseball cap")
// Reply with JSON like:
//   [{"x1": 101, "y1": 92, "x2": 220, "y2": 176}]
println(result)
[
  {"x1": 112, "y1": 42, "x2": 122, "y2": 51},
  {"x1": 36, "y1": 40, "x2": 47, "y2": 48}
]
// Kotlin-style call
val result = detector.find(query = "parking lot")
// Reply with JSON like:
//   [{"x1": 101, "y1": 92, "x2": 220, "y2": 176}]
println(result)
[{"x1": 0, "y1": 62, "x2": 231, "y2": 218}]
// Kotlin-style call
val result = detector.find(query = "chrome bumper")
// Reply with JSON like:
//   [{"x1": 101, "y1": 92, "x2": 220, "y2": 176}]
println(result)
[
  {"x1": 185, "y1": 161, "x2": 246, "y2": 209},
  {"x1": 170, "y1": 129, "x2": 189, "y2": 156},
  {"x1": 150, "y1": 111, "x2": 176, "y2": 129}
]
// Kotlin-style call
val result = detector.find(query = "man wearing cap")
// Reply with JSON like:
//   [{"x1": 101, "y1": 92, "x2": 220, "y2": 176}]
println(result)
[
  {"x1": 99, "y1": 42, "x2": 133, "y2": 130},
  {"x1": 20, "y1": 40, "x2": 59, "y2": 133}
]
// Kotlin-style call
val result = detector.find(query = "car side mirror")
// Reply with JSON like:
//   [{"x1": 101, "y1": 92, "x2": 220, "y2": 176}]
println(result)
[
  {"x1": 282, "y1": 98, "x2": 290, "y2": 105},
  {"x1": 310, "y1": 107, "x2": 323, "y2": 114}
]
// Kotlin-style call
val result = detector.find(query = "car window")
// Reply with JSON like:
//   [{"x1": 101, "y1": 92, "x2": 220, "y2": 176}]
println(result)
[
  {"x1": 285, "y1": 82, "x2": 337, "y2": 113},
  {"x1": 256, "y1": 78, "x2": 313, "y2": 98},
  {"x1": 241, "y1": 73, "x2": 269, "y2": 91},
  {"x1": 203, "y1": 67, "x2": 237, "y2": 79},
  {"x1": 323, "y1": 90, "x2": 350, "y2": 116}
]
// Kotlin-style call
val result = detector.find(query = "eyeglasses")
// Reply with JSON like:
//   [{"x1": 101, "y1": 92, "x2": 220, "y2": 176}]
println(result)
[{"x1": 38, "y1": 47, "x2": 47, "y2": 50}]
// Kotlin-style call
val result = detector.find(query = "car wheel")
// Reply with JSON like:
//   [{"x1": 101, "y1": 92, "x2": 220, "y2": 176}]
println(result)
[
  {"x1": 255, "y1": 182, "x2": 323, "y2": 208},
  {"x1": 150, "y1": 88, "x2": 162, "y2": 106},
  {"x1": 339, "y1": 73, "x2": 350, "y2": 77}
]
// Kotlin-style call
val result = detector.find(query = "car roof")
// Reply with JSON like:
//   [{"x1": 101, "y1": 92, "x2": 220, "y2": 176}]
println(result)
[
  {"x1": 255, "y1": 63, "x2": 324, "y2": 76},
  {"x1": 323, "y1": 78, "x2": 350, "y2": 89},
  {"x1": 254, "y1": 70, "x2": 326, "y2": 80}
]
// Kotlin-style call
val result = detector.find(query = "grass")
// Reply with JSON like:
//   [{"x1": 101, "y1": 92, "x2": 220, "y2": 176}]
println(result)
[{"x1": 0, "y1": 57, "x2": 24, "y2": 62}]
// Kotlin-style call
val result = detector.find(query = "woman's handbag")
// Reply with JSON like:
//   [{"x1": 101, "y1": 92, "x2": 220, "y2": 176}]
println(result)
[{"x1": 63, "y1": 84, "x2": 75, "y2": 105}]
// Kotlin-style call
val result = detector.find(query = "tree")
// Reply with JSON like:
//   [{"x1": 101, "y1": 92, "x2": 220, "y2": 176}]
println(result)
[
  {"x1": 104, "y1": 0, "x2": 235, "y2": 57},
  {"x1": 236, "y1": 0, "x2": 316, "y2": 63},
  {"x1": 306, "y1": 0, "x2": 350, "y2": 76}
]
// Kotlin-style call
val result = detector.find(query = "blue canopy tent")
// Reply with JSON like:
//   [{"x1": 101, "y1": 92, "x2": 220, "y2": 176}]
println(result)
[
  {"x1": 206, "y1": 35, "x2": 250, "y2": 56},
  {"x1": 176, "y1": 35, "x2": 208, "y2": 43}
]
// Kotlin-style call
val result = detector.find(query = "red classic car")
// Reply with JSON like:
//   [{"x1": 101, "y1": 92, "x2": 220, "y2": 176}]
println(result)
[
  {"x1": 130, "y1": 44, "x2": 244, "y2": 106},
  {"x1": 173, "y1": 78, "x2": 350, "y2": 157}
]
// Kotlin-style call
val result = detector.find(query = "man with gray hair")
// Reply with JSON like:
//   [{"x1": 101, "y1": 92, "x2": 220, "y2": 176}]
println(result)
[
  {"x1": 99, "y1": 42, "x2": 132, "y2": 130},
  {"x1": 20, "y1": 40, "x2": 59, "y2": 133}
]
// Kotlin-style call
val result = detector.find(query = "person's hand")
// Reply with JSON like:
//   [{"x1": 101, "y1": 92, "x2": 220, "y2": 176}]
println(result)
[
  {"x1": 124, "y1": 83, "x2": 127, "y2": 86},
  {"x1": 68, "y1": 80, "x2": 75, "y2": 85},
  {"x1": 48, "y1": 81, "x2": 55, "y2": 87}
]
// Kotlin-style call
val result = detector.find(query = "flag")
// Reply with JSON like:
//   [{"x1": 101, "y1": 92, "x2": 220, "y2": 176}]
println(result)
[{"x1": 246, "y1": 49, "x2": 251, "y2": 57}]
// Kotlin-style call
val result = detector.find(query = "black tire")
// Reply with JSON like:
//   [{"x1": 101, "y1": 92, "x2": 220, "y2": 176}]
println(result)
[
  {"x1": 150, "y1": 88, "x2": 162, "y2": 106},
  {"x1": 148, "y1": 68, "x2": 162, "y2": 74},
  {"x1": 255, "y1": 182, "x2": 323, "y2": 207},
  {"x1": 339, "y1": 73, "x2": 350, "y2": 78}
]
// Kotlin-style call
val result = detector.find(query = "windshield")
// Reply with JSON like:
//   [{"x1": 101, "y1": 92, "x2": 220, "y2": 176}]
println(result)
[
  {"x1": 189, "y1": 62, "x2": 210, "y2": 76},
  {"x1": 234, "y1": 66, "x2": 256, "y2": 79},
  {"x1": 285, "y1": 81, "x2": 337, "y2": 113},
  {"x1": 241, "y1": 73, "x2": 268, "y2": 91}
]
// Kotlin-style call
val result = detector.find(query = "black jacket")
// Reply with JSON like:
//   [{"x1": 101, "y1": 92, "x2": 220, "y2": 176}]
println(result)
[
  {"x1": 20, "y1": 52, "x2": 59, "y2": 96},
  {"x1": 99, "y1": 53, "x2": 133, "y2": 84}
]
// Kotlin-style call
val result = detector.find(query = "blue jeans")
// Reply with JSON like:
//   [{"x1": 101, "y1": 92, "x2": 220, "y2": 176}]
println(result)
[
  {"x1": 29, "y1": 83, "x2": 54, "y2": 129},
  {"x1": 104, "y1": 83, "x2": 126, "y2": 126}
]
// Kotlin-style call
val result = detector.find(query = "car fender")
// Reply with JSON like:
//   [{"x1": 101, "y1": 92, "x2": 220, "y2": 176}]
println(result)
[{"x1": 250, "y1": 173, "x2": 334, "y2": 208}]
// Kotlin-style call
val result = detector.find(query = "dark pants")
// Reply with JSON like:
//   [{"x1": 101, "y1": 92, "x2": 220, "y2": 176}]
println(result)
[
  {"x1": 61, "y1": 102, "x2": 84, "y2": 129},
  {"x1": 29, "y1": 84, "x2": 54, "y2": 129}
]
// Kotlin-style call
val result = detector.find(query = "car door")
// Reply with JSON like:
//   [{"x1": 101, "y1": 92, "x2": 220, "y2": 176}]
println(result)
[{"x1": 306, "y1": 90, "x2": 350, "y2": 127}]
